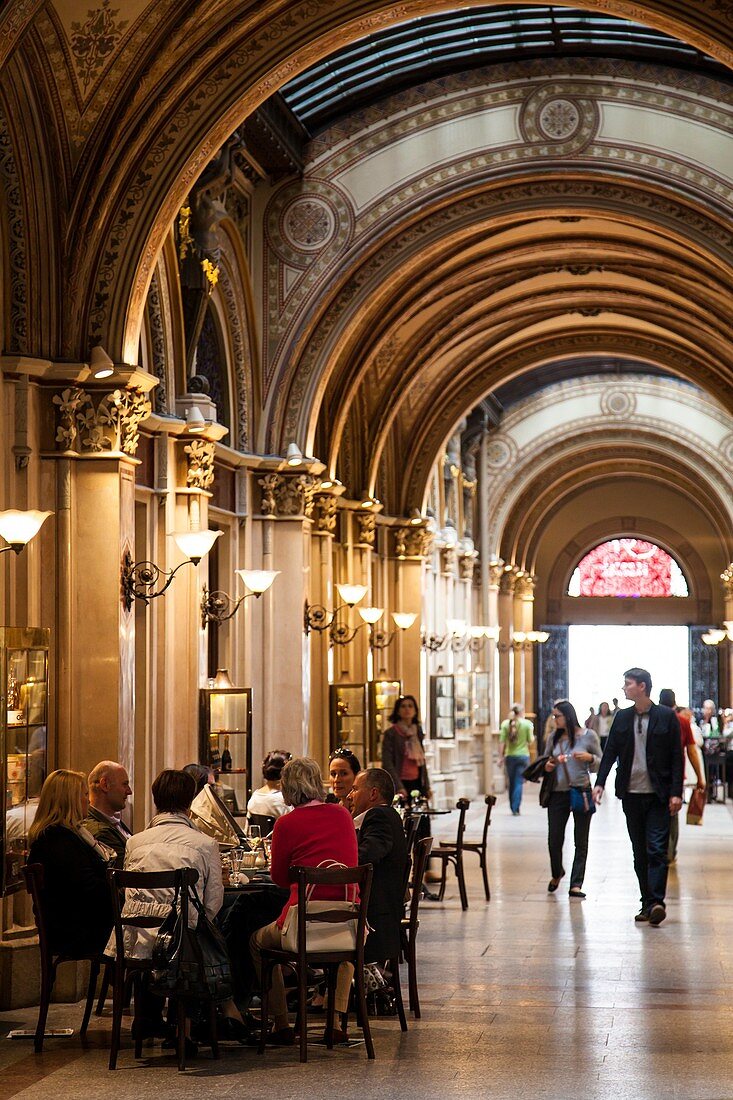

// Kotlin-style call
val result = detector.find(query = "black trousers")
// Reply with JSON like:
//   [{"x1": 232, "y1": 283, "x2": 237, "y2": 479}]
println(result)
[
  {"x1": 621, "y1": 793, "x2": 670, "y2": 909},
  {"x1": 547, "y1": 790, "x2": 592, "y2": 889}
]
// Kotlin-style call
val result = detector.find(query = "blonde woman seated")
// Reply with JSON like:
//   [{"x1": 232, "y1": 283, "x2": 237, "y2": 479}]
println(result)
[
  {"x1": 28, "y1": 769, "x2": 115, "y2": 957},
  {"x1": 249, "y1": 757, "x2": 358, "y2": 1046}
]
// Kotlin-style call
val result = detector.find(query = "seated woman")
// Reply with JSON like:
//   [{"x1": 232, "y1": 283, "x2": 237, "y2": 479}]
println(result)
[
  {"x1": 327, "y1": 747, "x2": 361, "y2": 806},
  {"x1": 246, "y1": 750, "x2": 292, "y2": 823},
  {"x1": 120, "y1": 769, "x2": 247, "y2": 1049},
  {"x1": 28, "y1": 769, "x2": 115, "y2": 957},
  {"x1": 250, "y1": 757, "x2": 358, "y2": 1046}
]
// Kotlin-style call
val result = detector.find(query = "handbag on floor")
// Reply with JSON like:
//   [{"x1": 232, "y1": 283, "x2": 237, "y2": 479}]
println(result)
[{"x1": 150, "y1": 876, "x2": 232, "y2": 1002}]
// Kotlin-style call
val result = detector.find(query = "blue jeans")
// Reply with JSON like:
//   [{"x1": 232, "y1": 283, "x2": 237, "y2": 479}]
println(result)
[
  {"x1": 505, "y1": 755, "x2": 529, "y2": 814},
  {"x1": 622, "y1": 793, "x2": 671, "y2": 908}
]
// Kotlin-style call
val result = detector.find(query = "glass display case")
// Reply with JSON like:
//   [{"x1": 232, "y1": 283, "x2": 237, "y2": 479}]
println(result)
[
  {"x1": 453, "y1": 671, "x2": 471, "y2": 734},
  {"x1": 430, "y1": 674, "x2": 455, "y2": 739},
  {"x1": 199, "y1": 683, "x2": 252, "y2": 819},
  {"x1": 329, "y1": 683, "x2": 367, "y2": 763},
  {"x1": 368, "y1": 678, "x2": 402, "y2": 762},
  {"x1": 472, "y1": 670, "x2": 491, "y2": 727},
  {"x1": 1, "y1": 628, "x2": 50, "y2": 895}
]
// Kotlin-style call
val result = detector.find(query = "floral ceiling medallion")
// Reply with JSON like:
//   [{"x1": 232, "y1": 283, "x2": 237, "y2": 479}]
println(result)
[{"x1": 70, "y1": 0, "x2": 129, "y2": 94}]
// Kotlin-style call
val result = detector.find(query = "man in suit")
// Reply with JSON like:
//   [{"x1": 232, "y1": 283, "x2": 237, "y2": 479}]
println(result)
[
  {"x1": 82, "y1": 760, "x2": 133, "y2": 865},
  {"x1": 593, "y1": 667, "x2": 683, "y2": 925},
  {"x1": 348, "y1": 767, "x2": 408, "y2": 963}
]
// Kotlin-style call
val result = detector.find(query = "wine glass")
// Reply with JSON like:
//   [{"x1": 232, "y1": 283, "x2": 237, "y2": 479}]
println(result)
[{"x1": 248, "y1": 824, "x2": 261, "y2": 848}]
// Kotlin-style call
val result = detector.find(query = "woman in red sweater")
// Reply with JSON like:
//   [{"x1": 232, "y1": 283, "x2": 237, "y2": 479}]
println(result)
[{"x1": 250, "y1": 756, "x2": 357, "y2": 1045}]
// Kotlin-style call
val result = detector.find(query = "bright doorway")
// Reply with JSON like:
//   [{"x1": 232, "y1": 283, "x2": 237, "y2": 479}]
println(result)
[{"x1": 568, "y1": 624, "x2": 690, "y2": 719}]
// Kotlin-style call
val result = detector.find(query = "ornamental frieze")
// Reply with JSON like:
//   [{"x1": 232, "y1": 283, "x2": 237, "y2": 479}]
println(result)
[
  {"x1": 53, "y1": 385, "x2": 151, "y2": 455},
  {"x1": 184, "y1": 439, "x2": 215, "y2": 490}
]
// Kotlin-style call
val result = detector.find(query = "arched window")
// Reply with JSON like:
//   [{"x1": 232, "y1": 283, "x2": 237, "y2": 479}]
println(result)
[{"x1": 568, "y1": 539, "x2": 689, "y2": 598}]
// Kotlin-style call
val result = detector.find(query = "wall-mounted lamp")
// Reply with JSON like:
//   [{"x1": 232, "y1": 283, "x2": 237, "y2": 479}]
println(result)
[
  {"x1": 185, "y1": 406, "x2": 206, "y2": 433},
  {"x1": 497, "y1": 629, "x2": 550, "y2": 652},
  {"x1": 359, "y1": 495, "x2": 380, "y2": 509},
  {"x1": 408, "y1": 509, "x2": 423, "y2": 526},
  {"x1": 285, "y1": 442, "x2": 303, "y2": 466},
  {"x1": 90, "y1": 345, "x2": 115, "y2": 380},
  {"x1": 370, "y1": 611, "x2": 418, "y2": 650},
  {"x1": 201, "y1": 568, "x2": 279, "y2": 626},
  {"x1": 304, "y1": 582, "x2": 369, "y2": 645},
  {"x1": 702, "y1": 624, "x2": 733, "y2": 645},
  {"x1": 0, "y1": 510, "x2": 53, "y2": 555},
  {"x1": 421, "y1": 621, "x2": 502, "y2": 653},
  {"x1": 122, "y1": 529, "x2": 222, "y2": 611}
]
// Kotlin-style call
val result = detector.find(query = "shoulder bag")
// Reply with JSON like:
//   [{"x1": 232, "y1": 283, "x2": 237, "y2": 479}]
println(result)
[
  {"x1": 150, "y1": 873, "x2": 232, "y2": 1002},
  {"x1": 569, "y1": 786, "x2": 596, "y2": 815},
  {"x1": 281, "y1": 860, "x2": 359, "y2": 953}
]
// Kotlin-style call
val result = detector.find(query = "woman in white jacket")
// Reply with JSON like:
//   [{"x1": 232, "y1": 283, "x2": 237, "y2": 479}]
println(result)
[{"x1": 119, "y1": 769, "x2": 245, "y2": 1051}]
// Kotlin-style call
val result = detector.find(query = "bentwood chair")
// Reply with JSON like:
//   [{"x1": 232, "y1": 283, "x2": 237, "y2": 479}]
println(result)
[
  {"x1": 400, "y1": 836, "x2": 433, "y2": 1017},
  {"x1": 462, "y1": 795, "x2": 497, "y2": 901},
  {"x1": 257, "y1": 863, "x2": 374, "y2": 1062},
  {"x1": 107, "y1": 866, "x2": 219, "y2": 1072},
  {"x1": 23, "y1": 863, "x2": 112, "y2": 1053},
  {"x1": 433, "y1": 799, "x2": 471, "y2": 910}
]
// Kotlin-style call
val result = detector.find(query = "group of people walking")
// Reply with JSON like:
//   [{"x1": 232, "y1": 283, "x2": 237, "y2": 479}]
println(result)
[{"x1": 504, "y1": 667, "x2": 693, "y2": 925}]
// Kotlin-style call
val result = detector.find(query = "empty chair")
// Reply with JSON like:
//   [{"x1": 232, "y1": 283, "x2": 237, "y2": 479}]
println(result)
[
  {"x1": 432, "y1": 798, "x2": 471, "y2": 910},
  {"x1": 462, "y1": 795, "x2": 497, "y2": 901}
]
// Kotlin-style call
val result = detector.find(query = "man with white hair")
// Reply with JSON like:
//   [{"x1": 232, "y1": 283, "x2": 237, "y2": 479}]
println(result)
[{"x1": 82, "y1": 760, "x2": 133, "y2": 865}]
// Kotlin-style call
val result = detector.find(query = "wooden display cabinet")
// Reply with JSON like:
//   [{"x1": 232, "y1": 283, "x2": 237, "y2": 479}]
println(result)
[{"x1": 199, "y1": 684, "x2": 253, "y2": 818}]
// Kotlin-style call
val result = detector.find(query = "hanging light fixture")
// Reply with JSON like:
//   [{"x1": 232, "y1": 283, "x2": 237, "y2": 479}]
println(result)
[
  {"x1": 303, "y1": 582, "x2": 370, "y2": 645},
  {"x1": 0, "y1": 510, "x2": 53, "y2": 555}
]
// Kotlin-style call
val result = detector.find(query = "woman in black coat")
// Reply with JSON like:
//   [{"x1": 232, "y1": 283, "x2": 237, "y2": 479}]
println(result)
[{"x1": 28, "y1": 769, "x2": 114, "y2": 956}]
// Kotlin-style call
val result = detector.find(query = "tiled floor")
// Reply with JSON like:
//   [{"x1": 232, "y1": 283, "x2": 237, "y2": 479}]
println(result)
[{"x1": 2, "y1": 789, "x2": 733, "y2": 1099}]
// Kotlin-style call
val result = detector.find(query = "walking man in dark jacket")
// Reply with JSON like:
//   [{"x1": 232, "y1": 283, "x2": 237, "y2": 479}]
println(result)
[{"x1": 593, "y1": 667, "x2": 683, "y2": 925}]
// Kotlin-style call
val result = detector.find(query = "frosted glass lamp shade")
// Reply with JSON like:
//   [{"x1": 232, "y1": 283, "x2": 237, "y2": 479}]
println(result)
[
  {"x1": 236, "y1": 569, "x2": 279, "y2": 595},
  {"x1": 392, "y1": 612, "x2": 417, "y2": 630},
  {"x1": 336, "y1": 583, "x2": 367, "y2": 606},
  {"x1": 513, "y1": 631, "x2": 527, "y2": 644},
  {"x1": 174, "y1": 529, "x2": 222, "y2": 563},
  {"x1": 358, "y1": 606, "x2": 384, "y2": 624},
  {"x1": 0, "y1": 509, "x2": 53, "y2": 550}
]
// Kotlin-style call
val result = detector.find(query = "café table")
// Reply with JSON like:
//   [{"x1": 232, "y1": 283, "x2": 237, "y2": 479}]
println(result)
[{"x1": 217, "y1": 872, "x2": 289, "y2": 1003}]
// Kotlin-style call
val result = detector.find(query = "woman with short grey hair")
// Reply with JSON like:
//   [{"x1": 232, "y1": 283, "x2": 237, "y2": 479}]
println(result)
[{"x1": 250, "y1": 756, "x2": 358, "y2": 1046}]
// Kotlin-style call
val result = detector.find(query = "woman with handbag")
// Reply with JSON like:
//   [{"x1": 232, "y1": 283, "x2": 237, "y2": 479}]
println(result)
[
  {"x1": 544, "y1": 700, "x2": 602, "y2": 899},
  {"x1": 249, "y1": 757, "x2": 358, "y2": 1047},
  {"x1": 120, "y1": 769, "x2": 248, "y2": 1053}
]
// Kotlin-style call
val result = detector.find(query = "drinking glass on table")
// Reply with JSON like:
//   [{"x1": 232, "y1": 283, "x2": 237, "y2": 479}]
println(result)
[
  {"x1": 248, "y1": 824, "x2": 261, "y2": 846},
  {"x1": 262, "y1": 836, "x2": 272, "y2": 865}
]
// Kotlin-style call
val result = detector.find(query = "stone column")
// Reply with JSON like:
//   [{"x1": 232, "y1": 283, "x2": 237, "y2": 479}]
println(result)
[
  {"x1": 722, "y1": 566, "x2": 733, "y2": 708},
  {"x1": 309, "y1": 491, "x2": 339, "y2": 767},
  {"x1": 498, "y1": 566, "x2": 517, "y2": 718},
  {"x1": 515, "y1": 572, "x2": 536, "y2": 716},
  {"x1": 393, "y1": 524, "x2": 434, "y2": 698}
]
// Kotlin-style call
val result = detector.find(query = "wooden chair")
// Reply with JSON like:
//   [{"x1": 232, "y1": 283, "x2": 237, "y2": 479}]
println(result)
[
  {"x1": 257, "y1": 863, "x2": 374, "y2": 1062},
  {"x1": 433, "y1": 798, "x2": 471, "y2": 910},
  {"x1": 403, "y1": 812, "x2": 420, "y2": 857},
  {"x1": 400, "y1": 836, "x2": 433, "y2": 1017},
  {"x1": 463, "y1": 795, "x2": 497, "y2": 901},
  {"x1": 22, "y1": 863, "x2": 111, "y2": 1053},
  {"x1": 247, "y1": 813, "x2": 276, "y2": 836},
  {"x1": 107, "y1": 866, "x2": 219, "y2": 1072}
]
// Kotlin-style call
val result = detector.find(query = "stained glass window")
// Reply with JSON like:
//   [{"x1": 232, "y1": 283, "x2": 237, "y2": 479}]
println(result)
[{"x1": 568, "y1": 539, "x2": 688, "y2": 598}]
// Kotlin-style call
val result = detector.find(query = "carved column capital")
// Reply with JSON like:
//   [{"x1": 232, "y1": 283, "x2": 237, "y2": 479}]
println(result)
[
  {"x1": 184, "y1": 439, "x2": 215, "y2": 490},
  {"x1": 514, "y1": 572, "x2": 536, "y2": 599},
  {"x1": 722, "y1": 565, "x2": 733, "y2": 599},
  {"x1": 440, "y1": 545, "x2": 457, "y2": 575},
  {"x1": 257, "y1": 471, "x2": 318, "y2": 518},
  {"x1": 52, "y1": 385, "x2": 152, "y2": 456},
  {"x1": 488, "y1": 559, "x2": 505, "y2": 588},
  {"x1": 499, "y1": 564, "x2": 519, "y2": 595},
  {"x1": 312, "y1": 492, "x2": 339, "y2": 536},
  {"x1": 355, "y1": 510, "x2": 377, "y2": 548},
  {"x1": 458, "y1": 551, "x2": 478, "y2": 582},
  {"x1": 394, "y1": 524, "x2": 434, "y2": 559}
]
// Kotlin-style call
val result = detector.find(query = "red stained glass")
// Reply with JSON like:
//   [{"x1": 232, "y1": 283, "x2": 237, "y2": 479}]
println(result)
[{"x1": 573, "y1": 539, "x2": 683, "y2": 598}]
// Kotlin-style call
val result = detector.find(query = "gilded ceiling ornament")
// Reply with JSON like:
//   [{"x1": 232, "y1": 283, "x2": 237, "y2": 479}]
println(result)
[
  {"x1": 201, "y1": 258, "x2": 220, "y2": 288},
  {"x1": 178, "y1": 203, "x2": 193, "y2": 261},
  {"x1": 184, "y1": 439, "x2": 215, "y2": 490},
  {"x1": 70, "y1": 0, "x2": 129, "y2": 94}
]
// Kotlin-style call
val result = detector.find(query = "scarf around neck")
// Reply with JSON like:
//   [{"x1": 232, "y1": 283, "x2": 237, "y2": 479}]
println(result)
[{"x1": 397, "y1": 722, "x2": 426, "y2": 766}]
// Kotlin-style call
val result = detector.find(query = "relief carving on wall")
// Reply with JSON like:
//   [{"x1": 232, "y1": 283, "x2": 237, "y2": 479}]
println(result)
[
  {"x1": 53, "y1": 385, "x2": 151, "y2": 454},
  {"x1": 394, "y1": 524, "x2": 434, "y2": 559},
  {"x1": 355, "y1": 511, "x2": 377, "y2": 547},
  {"x1": 312, "y1": 492, "x2": 339, "y2": 535}
]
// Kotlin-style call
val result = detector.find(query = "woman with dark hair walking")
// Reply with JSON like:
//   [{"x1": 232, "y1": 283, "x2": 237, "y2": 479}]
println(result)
[{"x1": 545, "y1": 700, "x2": 601, "y2": 898}]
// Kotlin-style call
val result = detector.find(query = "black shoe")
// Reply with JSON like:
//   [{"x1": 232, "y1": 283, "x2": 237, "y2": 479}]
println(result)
[
  {"x1": 648, "y1": 903, "x2": 666, "y2": 926},
  {"x1": 634, "y1": 908, "x2": 650, "y2": 922},
  {"x1": 569, "y1": 889, "x2": 586, "y2": 899},
  {"x1": 217, "y1": 1016, "x2": 250, "y2": 1044},
  {"x1": 548, "y1": 874, "x2": 564, "y2": 893}
]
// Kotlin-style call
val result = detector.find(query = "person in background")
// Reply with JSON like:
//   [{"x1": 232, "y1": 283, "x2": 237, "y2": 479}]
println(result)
[
  {"x1": 585, "y1": 706, "x2": 596, "y2": 729},
  {"x1": 381, "y1": 695, "x2": 431, "y2": 805},
  {"x1": 611, "y1": 697, "x2": 620, "y2": 715},
  {"x1": 699, "y1": 699, "x2": 724, "y2": 801},
  {"x1": 544, "y1": 700, "x2": 601, "y2": 898},
  {"x1": 658, "y1": 688, "x2": 705, "y2": 864},
  {"x1": 82, "y1": 759, "x2": 133, "y2": 865},
  {"x1": 183, "y1": 762, "x2": 215, "y2": 793},
  {"x1": 247, "y1": 750, "x2": 292, "y2": 819},
  {"x1": 250, "y1": 757, "x2": 358, "y2": 1047},
  {"x1": 594, "y1": 702, "x2": 614, "y2": 752},
  {"x1": 328, "y1": 747, "x2": 362, "y2": 806},
  {"x1": 499, "y1": 703, "x2": 535, "y2": 815},
  {"x1": 593, "y1": 668, "x2": 683, "y2": 926},
  {"x1": 28, "y1": 769, "x2": 115, "y2": 957}
]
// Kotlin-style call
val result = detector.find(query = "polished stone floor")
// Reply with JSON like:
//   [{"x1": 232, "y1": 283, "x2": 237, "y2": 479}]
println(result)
[{"x1": 2, "y1": 788, "x2": 733, "y2": 1099}]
